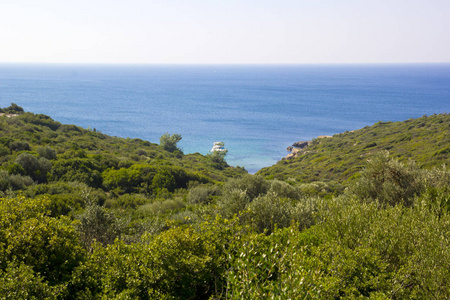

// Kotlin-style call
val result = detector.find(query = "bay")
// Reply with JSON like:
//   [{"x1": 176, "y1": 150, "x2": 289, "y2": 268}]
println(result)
[{"x1": 0, "y1": 63, "x2": 449, "y2": 173}]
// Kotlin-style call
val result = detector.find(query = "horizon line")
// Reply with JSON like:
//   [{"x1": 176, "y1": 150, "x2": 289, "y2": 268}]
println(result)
[{"x1": 0, "y1": 61, "x2": 449, "y2": 67}]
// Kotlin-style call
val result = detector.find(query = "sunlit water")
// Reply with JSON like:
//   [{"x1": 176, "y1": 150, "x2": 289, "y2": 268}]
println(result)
[{"x1": 1, "y1": 63, "x2": 449, "y2": 173}]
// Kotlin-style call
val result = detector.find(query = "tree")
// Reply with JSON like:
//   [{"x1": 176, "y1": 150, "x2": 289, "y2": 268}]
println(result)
[
  {"x1": 152, "y1": 169, "x2": 176, "y2": 193},
  {"x1": 76, "y1": 203, "x2": 120, "y2": 251},
  {"x1": 0, "y1": 196, "x2": 85, "y2": 293},
  {"x1": 37, "y1": 146, "x2": 57, "y2": 160},
  {"x1": 3, "y1": 103, "x2": 24, "y2": 114},
  {"x1": 159, "y1": 133, "x2": 182, "y2": 153},
  {"x1": 207, "y1": 142, "x2": 228, "y2": 169},
  {"x1": 15, "y1": 153, "x2": 52, "y2": 183},
  {"x1": 349, "y1": 151, "x2": 424, "y2": 207}
]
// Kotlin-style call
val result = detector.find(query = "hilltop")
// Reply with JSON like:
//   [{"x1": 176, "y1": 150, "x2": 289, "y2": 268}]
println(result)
[{"x1": 257, "y1": 113, "x2": 450, "y2": 182}]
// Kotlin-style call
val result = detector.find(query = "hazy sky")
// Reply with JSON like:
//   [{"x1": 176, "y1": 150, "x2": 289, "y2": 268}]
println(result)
[{"x1": 1, "y1": 0, "x2": 449, "y2": 64}]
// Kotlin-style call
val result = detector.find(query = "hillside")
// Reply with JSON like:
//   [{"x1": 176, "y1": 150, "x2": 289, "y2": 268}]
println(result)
[
  {"x1": 0, "y1": 104, "x2": 246, "y2": 188},
  {"x1": 0, "y1": 104, "x2": 449, "y2": 299},
  {"x1": 257, "y1": 113, "x2": 450, "y2": 182}
]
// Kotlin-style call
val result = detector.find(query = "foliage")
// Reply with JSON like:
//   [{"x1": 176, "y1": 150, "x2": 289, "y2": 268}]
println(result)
[
  {"x1": 0, "y1": 103, "x2": 24, "y2": 114},
  {"x1": 0, "y1": 196, "x2": 85, "y2": 297},
  {"x1": 207, "y1": 143, "x2": 228, "y2": 169},
  {"x1": 258, "y1": 113, "x2": 450, "y2": 182},
  {"x1": 0, "y1": 106, "x2": 449, "y2": 299},
  {"x1": 0, "y1": 170, "x2": 34, "y2": 192},
  {"x1": 349, "y1": 151, "x2": 424, "y2": 206},
  {"x1": 187, "y1": 184, "x2": 219, "y2": 205},
  {"x1": 0, "y1": 262, "x2": 56, "y2": 300},
  {"x1": 247, "y1": 192, "x2": 294, "y2": 234},
  {"x1": 159, "y1": 132, "x2": 182, "y2": 153},
  {"x1": 9, "y1": 140, "x2": 30, "y2": 152},
  {"x1": 15, "y1": 152, "x2": 52, "y2": 183},
  {"x1": 76, "y1": 203, "x2": 120, "y2": 250},
  {"x1": 37, "y1": 146, "x2": 57, "y2": 160}
]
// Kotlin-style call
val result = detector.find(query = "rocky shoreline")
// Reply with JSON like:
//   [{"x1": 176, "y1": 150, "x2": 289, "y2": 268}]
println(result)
[{"x1": 285, "y1": 135, "x2": 332, "y2": 159}]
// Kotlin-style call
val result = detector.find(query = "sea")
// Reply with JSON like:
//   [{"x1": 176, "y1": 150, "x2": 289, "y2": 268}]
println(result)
[{"x1": 0, "y1": 63, "x2": 449, "y2": 173}]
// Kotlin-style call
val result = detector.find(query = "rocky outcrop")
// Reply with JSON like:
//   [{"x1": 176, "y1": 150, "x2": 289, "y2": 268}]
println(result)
[
  {"x1": 0, "y1": 113, "x2": 19, "y2": 118},
  {"x1": 285, "y1": 147, "x2": 300, "y2": 159},
  {"x1": 285, "y1": 135, "x2": 332, "y2": 159},
  {"x1": 292, "y1": 141, "x2": 309, "y2": 149}
]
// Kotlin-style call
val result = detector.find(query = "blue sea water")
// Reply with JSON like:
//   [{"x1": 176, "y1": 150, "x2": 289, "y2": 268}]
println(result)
[{"x1": 0, "y1": 63, "x2": 449, "y2": 173}]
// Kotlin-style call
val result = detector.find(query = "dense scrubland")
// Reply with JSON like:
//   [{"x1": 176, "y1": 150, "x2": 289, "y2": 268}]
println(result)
[{"x1": 0, "y1": 104, "x2": 449, "y2": 299}]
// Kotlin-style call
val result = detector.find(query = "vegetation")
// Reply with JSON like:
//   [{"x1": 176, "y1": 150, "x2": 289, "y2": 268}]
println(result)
[
  {"x1": 159, "y1": 133, "x2": 182, "y2": 153},
  {"x1": 258, "y1": 113, "x2": 450, "y2": 183},
  {"x1": 0, "y1": 104, "x2": 449, "y2": 299}
]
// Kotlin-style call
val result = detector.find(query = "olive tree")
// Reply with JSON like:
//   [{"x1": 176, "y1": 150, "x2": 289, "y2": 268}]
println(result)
[{"x1": 159, "y1": 133, "x2": 182, "y2": 153}]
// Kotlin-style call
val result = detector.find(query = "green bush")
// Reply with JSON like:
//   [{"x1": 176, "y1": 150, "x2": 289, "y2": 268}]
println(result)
[
  {"x1": 152, "y1": 170, "x2": 176, "y2": 192},
  {"x1": 9, "y1": 141, "x2": 30, "y2": 152},
  {"x1": 76, "y1": 204, "x2": 120, "y2": 250},
  {"x1": 8, "y1": 174, "x2": 34, "y2": 190},
  {"x1": 137, "y1": 199, "x2": 185, "y2": 216},
  {"x1": 159, "y1": 133, "x2": 182, "y2": 153},
  {"x1": 269, "y1": 179, "x2": 302, "y2": 200},
  {"x1": 19, "y1": 113, "x2": 61, "y2": 131},
  {"x1": 0, "y1": 170, "x2": 34, "y2": 191},
  {"x1": 348, "y1": 151, "x2": 424, "y2": 206},
  {"x1": 314, "y1": 196, "x2": 450, "y2": 298},
  {"x1": 413, "y1": 169, "x2": 450, "y2": 216},
  {"x1": 37, "y1": 146, "x2": 57, "y2": 160},
  {"x1": 0, "y1": 145, "x2": 9, "y2": 157},
  {"x1": 0, "y1": 262, "x2": 57, "y2": 300},
  {"x1": 7, "y1": 162, "x2": 25, "y2": 175},
  {"x1": 15, "y1": 153, "x2": 51, "y2": 183},
  {"x1": 104, "y1": 193, "x2": 148, "y2": 209},
  {"x1": 218, "y1": 188, "x2": 250, "y2": 218},
  {"x1": 222, "y1": 175, "x2": 269, "y2": 201},
  {"x1": 248, "y1": 192, "x2": 294, "y2": 234},
  {"x1": 187, "y1": 185, "x2": 210, "y2": 204},
  {"x1": 51, "y1": 158, "x2": 102, "y2": 188},
  {"x1": 0, "y1": 196, "x2": 85, "y2": 290}
]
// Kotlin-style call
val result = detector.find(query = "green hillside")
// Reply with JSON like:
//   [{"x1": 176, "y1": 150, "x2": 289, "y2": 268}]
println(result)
[
  {"x1": 1, "y1": 104, "x2": 449, "y2": 299},
  {"x1": 0, "y1": 104, "x2": 246, "y2": 190},
  {"x1": 257, "y1": 113, "x2": 450, "y2": 182}
]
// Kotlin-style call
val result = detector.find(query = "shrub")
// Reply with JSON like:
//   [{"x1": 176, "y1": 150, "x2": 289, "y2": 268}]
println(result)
[
  {"x1": 222, "y1": 175, "x2": 269, "y2": 201},
  {"x1": 348, "y1": 151, "x2": 424, "y2": 206},
  {"x1": 187, "y1": 185, "x2": 210, "y2": 204},
  {"x1": 0, "y1": 262, "x2": 57, "y2": 299},
  {"x1": 104, "y1": 193, "x2": 148, "y2": 209},
  {"x1": 218, "y1": 188, "x2": 250, "y2": 218},
  {"x1": 0, "y1": 145, "x2": 9, "y2": 157},
  {"x1": 421, "y1": 165, "x2": 450, "y2": 213},
  {"x1": 0, "y1": 196, "x2": 85, "y2": 289},
  {"x1": 137, "y1": 199, "x2": 185, "y2": 216},
  {"x1": 76, "y1": 204, "x2": 120, "y2": 250},
  {"x1": 19, "y1": 113, "x2": 61, "y2": 131},
  {"x1": 269, "y1": 179, "x2": 302, "y2": 200},
  {"x1": 152, "y1": 170, "x2": 176, "y2": 192},
  {"x1": 0, "y1": 170, "x2": 34, "y2": 191},
  {"x1": 15, "y1": 153, "x2": 52, "y2": 183},
  {"x1": 9, "y1": 141, "x2": 30, "y2": 152},
  {"x1": 37, "y1": 146, "x2": 57, "y2": 160},
  {"x1": 159, "y1": 133, "x2": 182, "y2": 153},
  {"x1": 8, "y1": 174, "x2": 34, "y2": 190},
  {"x1": 3, "y1": 103, "x2": 24, "y2": 113},
  {"x1": 51, "y1": 158, "x2": 102, "y2": 188},
  {"x1": 248, "y1": 192, "x2": 294, "y2": 234},
  {"x1": 291, "y1": 197, "x2": 321, "y2": 231},
  {"x1": 7, "y1": 163, "x2": 25, "y2": 175}
]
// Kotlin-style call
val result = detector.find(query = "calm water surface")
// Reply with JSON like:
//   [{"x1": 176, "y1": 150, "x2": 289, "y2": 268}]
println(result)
[{"x1": 0, "y1": 64, "x2": 449, "y2": 173}]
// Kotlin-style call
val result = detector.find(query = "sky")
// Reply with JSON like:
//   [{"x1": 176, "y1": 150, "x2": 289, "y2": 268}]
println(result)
[{"x1": 1, "y1": 0, "x2": 449, "y2": 64}]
